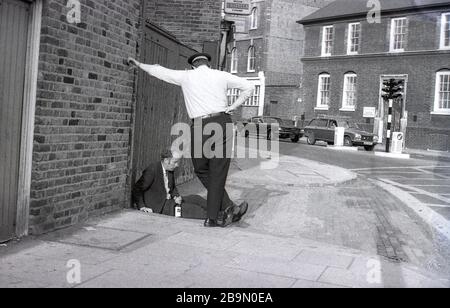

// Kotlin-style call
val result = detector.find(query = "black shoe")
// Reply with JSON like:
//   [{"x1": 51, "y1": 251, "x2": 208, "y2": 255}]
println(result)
[
  {"x1": 220, "y1": 208, "x2": 234, "y2": 227},
  {"x1": 233, "y1": 202, "x2": 248, "y2": 223},
  {"x1": 204, "y1": 219, "x2": 220, "y2": 227}
]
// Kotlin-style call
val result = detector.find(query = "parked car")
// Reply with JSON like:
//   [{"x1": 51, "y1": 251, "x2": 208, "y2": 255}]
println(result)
[
  {"x1": 239, "y1": 116, "x2": 303, "y2": 143},
  {"x1": 303, "y1": 118, "x2": 379, "y2": 151}
]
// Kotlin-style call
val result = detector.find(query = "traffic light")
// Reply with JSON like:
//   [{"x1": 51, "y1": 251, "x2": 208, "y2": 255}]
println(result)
[
  {"x1": 382, "y1": 79, "x2": 405, "y2": 153},
  {"x1": 382, "y1": 79, "x2": 404, "y2": 100}
]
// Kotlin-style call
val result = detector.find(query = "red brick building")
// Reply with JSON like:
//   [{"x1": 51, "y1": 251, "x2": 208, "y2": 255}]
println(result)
[
  {"x1": 298, "y1": 0, "x2": 450, "y2": 151},
  {"x1": 0, "y1": 0, "x2": 222, "y2": 241},
  {"x1": 224, "y1": 0, "x2": 332, "y2": 121}
]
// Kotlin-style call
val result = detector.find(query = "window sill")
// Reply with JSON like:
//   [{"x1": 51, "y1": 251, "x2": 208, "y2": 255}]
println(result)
[
  {"x1": 439, "y1": 46, "x2": 450, "y2": 50},
  {"x1": 315, "y1": 106, "x2": 329, "y2": 111},
  {"x1": 431, "y1": 111, "x2": 450, "y2": 115},
  {"x1": 340, "y1": 107, "x2": 356, "y2": 112},
  {"x1": 389, "y1": 49, "x2": 405, "y2": 53},
  {"x1": 247, "y1": 70, "x2": 256, "y2": 73}
]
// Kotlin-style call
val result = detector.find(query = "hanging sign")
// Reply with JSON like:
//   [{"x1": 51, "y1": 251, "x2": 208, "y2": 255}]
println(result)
[{"x1": 224, "y1": 0, "x2": 252, "y2": 15}]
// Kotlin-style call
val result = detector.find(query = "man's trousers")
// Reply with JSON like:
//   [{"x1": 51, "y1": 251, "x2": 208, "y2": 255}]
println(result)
[{"x1": 190, "y1": 113, "x2": 235, "y2": 220}]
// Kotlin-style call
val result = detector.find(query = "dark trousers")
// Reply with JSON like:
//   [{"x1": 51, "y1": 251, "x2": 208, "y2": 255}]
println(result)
[
  {"x1": 190, "y1": 113, "x2": 234, "y2": 219},
  {"x1": 161, "y1": 195, "x2": 208, "y2": 219}
]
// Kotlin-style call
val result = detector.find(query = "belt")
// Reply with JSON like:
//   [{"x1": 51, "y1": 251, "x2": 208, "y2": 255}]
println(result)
[{"x1": 192, "y1": 112, "x2": 226, "y2": 121}]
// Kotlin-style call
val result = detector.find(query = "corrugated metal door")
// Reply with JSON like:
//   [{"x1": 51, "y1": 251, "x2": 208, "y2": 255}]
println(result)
[
  {"x1": 0, "y1": 0, "x2": 30, "y2": 242},
  {"x1": 131, "y1": 23, "x2": 196, "y2": 200}
]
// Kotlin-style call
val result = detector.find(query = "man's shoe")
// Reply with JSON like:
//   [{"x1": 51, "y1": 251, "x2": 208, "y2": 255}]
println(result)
[
  {"x1": 233, "y1": 202, "x2": 248, "y2": 223},
  {"x1": 220, "y1": 208, "x2": 234, "y2": 227},
  {"x1": 204, "y1": 219, "x2": 220, "y2": 227}
]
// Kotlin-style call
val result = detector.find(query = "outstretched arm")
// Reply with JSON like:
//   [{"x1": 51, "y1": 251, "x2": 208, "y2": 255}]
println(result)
[{"x1": 128, "y1": 57, "x2": 185, "y2": 86}]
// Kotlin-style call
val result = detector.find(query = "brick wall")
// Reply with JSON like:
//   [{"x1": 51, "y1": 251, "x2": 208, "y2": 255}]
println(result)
[
  {"x1": 265, "y1": 0, "x2": 331, "y2": 86},
  {"x1": 144, "y1": 0, "x2": 222, "y2": 52},
  {"x1": 264, "y1": 86, "x2": 302, "y2": 119},
  {"x1": 303, "y1": 11, "x2": 445, "y2": 57},
  {"x1": 30, "y1": 0, "x2": 141, "y2": 234}
]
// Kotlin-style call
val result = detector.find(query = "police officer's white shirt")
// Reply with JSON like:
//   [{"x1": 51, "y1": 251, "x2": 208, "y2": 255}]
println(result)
[{"x1": 138, "y1": 64, "x2": 254, "y2": 119}]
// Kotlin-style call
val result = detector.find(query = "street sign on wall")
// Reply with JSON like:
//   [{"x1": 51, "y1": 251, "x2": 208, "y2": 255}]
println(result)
[
  {"x1": 224, "y1": 15, "x2": 249, "y2": 33},
  {"x1": 363, "y1": 107, "x2": 376, "y2": 118},
  {"x1": 224, "y1": 0, "x2": 251, "y2": 15}
]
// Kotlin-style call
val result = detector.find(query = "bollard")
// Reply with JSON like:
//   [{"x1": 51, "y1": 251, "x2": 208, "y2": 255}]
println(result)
[{"x1": 334, "y1": 127, "x2": 345, "y2": 147}]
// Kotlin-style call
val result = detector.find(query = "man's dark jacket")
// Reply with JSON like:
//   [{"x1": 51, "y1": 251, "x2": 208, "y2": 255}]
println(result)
[{"x1": 132, "y1": 162, "x2": 180, "y2": 213}]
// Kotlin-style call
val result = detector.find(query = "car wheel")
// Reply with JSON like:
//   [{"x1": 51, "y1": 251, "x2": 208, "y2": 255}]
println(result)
[
  {"x1": 307, "y1": 133, "x2": 316, "y2": 145},
  {"x1": 364, "y1": 145, "x2": 375, "y2": 151},
  {"x1": 344, "y1": 136, "x2": 353, "y2": 147},
  {"x1": 291, "y1": 135, "x2": 300, "y2": 143}
]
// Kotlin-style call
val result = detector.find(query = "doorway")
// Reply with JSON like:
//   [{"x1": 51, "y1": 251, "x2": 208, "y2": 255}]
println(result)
[
  {"x1": 0, "y1": 0, "x2": 31, "y2": 242},
  {"x1": 269, "y1": 101, "x2": 278, "y2": 116},
  {"x1": 0, "y1": 0, "x2": 42, "y2": 242}
]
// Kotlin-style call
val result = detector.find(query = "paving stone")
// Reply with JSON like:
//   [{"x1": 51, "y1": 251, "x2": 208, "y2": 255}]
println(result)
[
  {"x1": 291, "y1": 279, "x2": 348, "y2": 288},
  {"x1": 41, "y1": 226, "x2": 150, "y2": 251},
  {"x1": 176, "y1": 264, "x2": 296, "y2": 288},
  {"x1": 227, "y1": 237, "x2": 304, "y2": 261},
  {"x1": 0, "y1": 252, "x2": 112, "y2": 288},
  {"x1": 293, "y1": 249, "x2": 354, "y2": 269},
  {"x1": 21, "y1": 241, "x2": 119, "y2": 265},
  {"x1": 166, "y1": 231, "x2": 240, "y2": 251},
  {"x1": 226, "y1": 254, "x2": 326, "y2": 281},
  {"x1": 76, "y1": 269, "x2": 182, "y2": 288}
]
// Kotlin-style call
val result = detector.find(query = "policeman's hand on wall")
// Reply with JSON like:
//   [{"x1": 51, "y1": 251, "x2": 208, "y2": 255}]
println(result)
[{"x1": 127, "y1": 57, "x2": 140, "y2": 67}]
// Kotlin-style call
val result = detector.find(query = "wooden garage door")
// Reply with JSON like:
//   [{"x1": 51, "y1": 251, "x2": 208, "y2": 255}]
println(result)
[
  {"x1": 131, "y1": 23, "x2": 196, "y2": 201},
  {"x1": 0, "y1": 0, "x2": 30, "y2": 242}
]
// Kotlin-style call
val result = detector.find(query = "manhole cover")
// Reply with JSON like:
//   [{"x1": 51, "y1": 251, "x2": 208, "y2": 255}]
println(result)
[{"x1": 44, "y1": 226, "x2": 151, "y2": 251}]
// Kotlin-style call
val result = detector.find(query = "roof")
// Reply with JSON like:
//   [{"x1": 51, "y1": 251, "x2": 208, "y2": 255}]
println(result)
[{"x1": 298, "y1": 0, "x2": 450, "y2": 24}]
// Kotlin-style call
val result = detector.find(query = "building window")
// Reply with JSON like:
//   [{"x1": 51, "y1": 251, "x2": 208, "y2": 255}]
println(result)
[
  {"x1": 390, "y1": 17, "x2": 407, "y2": 52},
  {"x1": 227, "y1": 88, "x2": 241, "y2": 106},
  {"x1": 341, "y1": 73, "x2": 357, "y2": 111},
  {"x1": 247, "y1": 46, "x2": 256, "y2": 72},
  {"x1": 440, "y1": 13, "x2": 450, "y2": 50},
  {"x1": 230, "y1": 48, "x2": 238, "y2": 73},
  {"x1": 316, "y1": 73, "x2": 331, "y2": 109},
  {"x1": 347, "y1": 23, "x2": 361, "y2": 55},
  {"x1": 250, "y1": 7, "x2": 258, "y2": 29},
  {"x1": 434, "y1": 71, "x2": 450, "y2": 114},
  {"x1": 321, "y1": 26, "x2": 334, "y2": 56},
  {"x1": 247, "y1": 85, "x2": 260, "y2": 106},
  {"x1": 227, "y1": 85, "x2": 260, "y2": 107}
]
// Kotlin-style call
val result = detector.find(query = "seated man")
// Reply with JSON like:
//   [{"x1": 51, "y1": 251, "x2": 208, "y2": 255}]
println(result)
[{"x1": 132, "y1": 149, "x2": 248, "y2": 226}]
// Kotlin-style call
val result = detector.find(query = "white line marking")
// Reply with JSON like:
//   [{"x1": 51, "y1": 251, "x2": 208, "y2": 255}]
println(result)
[
  {"x1": 415, "y1": 168, "x2": 450, "y2": 179},
  {"x1": 379, "y1": 178, "x2": 450, "y2": 204},
  {"x1": 373, "y1": 179, "x2": 450, "y2": 241},
  {"x1": 351, "y1": 166, "x2": 440, "y2": 171},
  {"x1": 426, "y1": 204, "x2": 450, "y2": 208}
]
